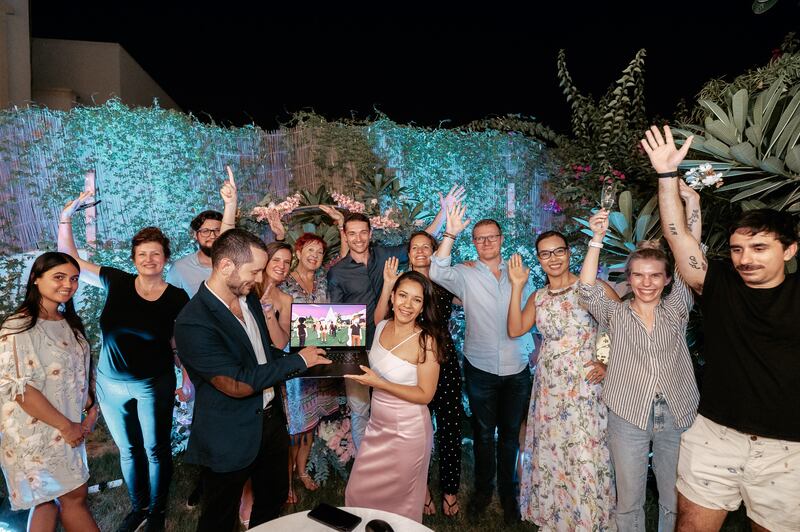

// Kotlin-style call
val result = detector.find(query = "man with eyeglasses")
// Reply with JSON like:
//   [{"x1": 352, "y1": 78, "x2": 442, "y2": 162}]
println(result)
[
  {"x1": 167, "y1": 169, "x2": 239, "y2": 298},
  {"x1": 430, "y1": 204, "x2": 534, "y2": 524}
]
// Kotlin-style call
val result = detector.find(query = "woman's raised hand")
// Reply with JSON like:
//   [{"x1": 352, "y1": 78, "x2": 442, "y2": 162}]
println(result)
[
  {"x1": 507, "y1": 254, "x2": 530, "y2": 287},
  {"x1": 589, "y1": 209, "x2": 610, "y2": 241},
  {"x1": 383, "y1": 256, "x2": 402, "y2": 289},
  {"x1": 445, "y1": 201, "x2": 471, "y2": 236},
  {"x1": 266, "y1": 210, "x2": 286, "y2": 241},
  {"x1": 439, "y1": 184, "x2": 467, "y2": 212},
  {"x1": 60, "y1": 190, "x2": 95, "y2": 221},
  {"x1": 640, "y1": 125, "x2": 694, "y2": 174},
  {"x1": 319, "y1": 205, "x2": 344, "y2": 228}
]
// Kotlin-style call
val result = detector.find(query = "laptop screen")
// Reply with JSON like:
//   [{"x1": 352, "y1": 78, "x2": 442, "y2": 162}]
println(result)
[{"x1": 290, "y1": 303, "x2": 368, "y2": 348}]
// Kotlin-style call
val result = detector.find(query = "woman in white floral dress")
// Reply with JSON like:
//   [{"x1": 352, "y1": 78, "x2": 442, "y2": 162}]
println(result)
[
  {"x1": 507, "y1": 232, "x2": 618, "y2": 531},
  {"x1": 0, "y1": 252, "x2": 99, "y2": 531}
]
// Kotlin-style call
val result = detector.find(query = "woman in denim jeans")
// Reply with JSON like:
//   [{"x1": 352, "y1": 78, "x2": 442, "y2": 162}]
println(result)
[
  {"x1": 577, "y1": 209, "x2": 699, "y2": 532},
  {"x1": 58, "y1": 192, "x2": 189, "y2": 532}
]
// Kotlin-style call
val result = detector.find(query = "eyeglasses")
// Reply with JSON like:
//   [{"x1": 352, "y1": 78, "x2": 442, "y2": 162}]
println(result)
[
  {"x1": 538, "y1": 247, "x2": 568, "y2": 260},
  {"x1": 473, "y1": 234, "x2": 502, "y2": 244},
  {"x1": 197, "y1": 228, "x2": 221, "y2": 237}
]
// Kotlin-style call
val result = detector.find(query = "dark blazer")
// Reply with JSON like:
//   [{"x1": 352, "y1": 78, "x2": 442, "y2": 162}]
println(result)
[{"x1": 174, "y1": 282, "x2": 306, "y2": 473}]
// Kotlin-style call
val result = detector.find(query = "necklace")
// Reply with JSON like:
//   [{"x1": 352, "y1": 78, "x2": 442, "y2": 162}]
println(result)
[{"x1": 547, "y1": 284, "x2": 575, "y2": 296}]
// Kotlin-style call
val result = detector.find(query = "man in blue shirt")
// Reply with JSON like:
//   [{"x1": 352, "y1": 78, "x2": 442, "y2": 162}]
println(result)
[{"x1": 430, "y1": 204, "x2": 533, "y2": 524}]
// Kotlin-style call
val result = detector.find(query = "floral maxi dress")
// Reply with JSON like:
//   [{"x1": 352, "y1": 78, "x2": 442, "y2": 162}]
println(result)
[
  {"x1": 518, "y1": 285, "x2": 615, "y2": 531},
  {"x1": 0, "y1": 317, "x2": 91, "y2": 510}
]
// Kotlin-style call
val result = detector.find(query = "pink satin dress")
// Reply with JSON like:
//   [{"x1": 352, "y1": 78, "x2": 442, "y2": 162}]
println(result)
[{"x1": 345, "y1": 320, "x2": 433, "y2": 523}]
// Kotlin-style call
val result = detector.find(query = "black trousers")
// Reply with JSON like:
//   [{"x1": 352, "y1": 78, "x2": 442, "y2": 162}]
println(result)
[{"x1": 196, "y1": 407, "x2": 290, "y2": 532}]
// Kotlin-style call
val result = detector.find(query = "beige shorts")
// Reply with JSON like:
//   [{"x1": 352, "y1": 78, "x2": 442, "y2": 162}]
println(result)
[{"x1": 677, "y1": 415, "x2": 800, "y2": 532}]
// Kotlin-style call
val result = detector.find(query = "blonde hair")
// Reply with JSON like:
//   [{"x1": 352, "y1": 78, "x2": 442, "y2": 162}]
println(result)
[{"x1": 624, "y1": 239, "x2": 672, "y2": 279}]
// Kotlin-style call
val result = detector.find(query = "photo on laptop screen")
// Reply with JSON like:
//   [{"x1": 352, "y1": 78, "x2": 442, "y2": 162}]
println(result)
[{"x1": 290, "y1": 304, "x2": 367, "y2": 348}]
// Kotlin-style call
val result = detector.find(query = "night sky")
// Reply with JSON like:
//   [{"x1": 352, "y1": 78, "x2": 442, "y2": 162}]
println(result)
[{"x1": 31, "y1": 2, "x2": 800, "y2": 133}]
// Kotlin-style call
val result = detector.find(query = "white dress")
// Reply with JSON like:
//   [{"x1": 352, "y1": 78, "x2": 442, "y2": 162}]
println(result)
[{"x1": 0, "y1": 316, "x2": 91, "y2": 510}]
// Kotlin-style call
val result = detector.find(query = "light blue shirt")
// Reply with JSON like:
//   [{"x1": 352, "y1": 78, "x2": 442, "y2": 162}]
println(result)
[
  {"x1": 430, "y1": 254, "x2": 534, "y2": 376},
  {"x1": 166, "y1": 252, "x2": 212, "y2": 298}
]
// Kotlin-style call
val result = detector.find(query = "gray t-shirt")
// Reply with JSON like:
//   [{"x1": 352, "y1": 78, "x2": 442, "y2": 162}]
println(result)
[{"x1": 166, "y1": 252, "x2": 212, "y2": 297}]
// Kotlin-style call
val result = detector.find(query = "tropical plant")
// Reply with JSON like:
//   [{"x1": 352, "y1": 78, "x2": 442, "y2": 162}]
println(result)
[
  {"x1": 673, "y1": 73, "x2": 800, "y2": 215},
  {"x1": 573, "y1": 191, "x2": 661, "y2": 274}
]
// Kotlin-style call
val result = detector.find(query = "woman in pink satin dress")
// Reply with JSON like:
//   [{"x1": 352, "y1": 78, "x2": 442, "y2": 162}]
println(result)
[{"x1": 344, "y1": 271, "x2": 449, "y2": 522}]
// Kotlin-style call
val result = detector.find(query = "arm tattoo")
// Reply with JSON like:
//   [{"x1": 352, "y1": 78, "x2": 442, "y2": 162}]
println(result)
[
  {"x1": 668, "y1": 223, "x2": 679, "y2": 236},
  {"x1": 688, "y1": 255, "x2": 700, "y2": 270},
  {"x1": 687, "y1": 209, "x2": 700, "y2": 231}
]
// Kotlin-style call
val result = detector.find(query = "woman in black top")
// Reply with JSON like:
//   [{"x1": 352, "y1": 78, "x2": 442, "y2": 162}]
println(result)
[
  {"x1": 374, "y1": 231, "x2": 464, "y2": 517},
  {"x1": 58, "y1": 192, "x2": 189, "y2": 532}
]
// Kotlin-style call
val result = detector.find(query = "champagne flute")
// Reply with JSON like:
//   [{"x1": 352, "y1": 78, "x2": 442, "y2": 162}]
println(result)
[{"x1": 600, "y1": 180, "x2": 617, "y2": 211}]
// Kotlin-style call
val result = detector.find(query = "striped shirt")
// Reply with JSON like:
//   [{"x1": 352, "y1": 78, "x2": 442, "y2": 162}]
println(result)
[{"x1": 577, "y1": 275, "x2": 699, "y2": 430}]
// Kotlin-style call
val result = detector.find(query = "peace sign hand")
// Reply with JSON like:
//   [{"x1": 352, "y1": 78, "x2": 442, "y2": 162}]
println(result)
[
  {"x1": 640, "y1": 125, "x2": 694, "y2": 174},
  {"x1": 220, "y1": 166, "x2": 238, "y2": 206}
]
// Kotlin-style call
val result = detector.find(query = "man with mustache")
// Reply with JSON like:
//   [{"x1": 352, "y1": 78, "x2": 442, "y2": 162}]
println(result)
[{"x1": 642, "y1": 125, "x2": 800, "y2": 532}]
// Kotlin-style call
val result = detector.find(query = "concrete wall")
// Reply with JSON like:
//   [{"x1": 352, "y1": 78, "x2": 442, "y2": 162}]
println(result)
[
  {"x1": 0, "y1": 0, "x2": 32, "y2": 108},
  {"x1": 31, "y1": 38, "x2": 179, "y2": 110},
  {"x1": 118, "y1": 46, "x2": 178, "y2": 109}
]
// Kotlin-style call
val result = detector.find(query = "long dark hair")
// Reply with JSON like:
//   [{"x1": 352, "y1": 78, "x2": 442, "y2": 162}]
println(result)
[
  {"x1": 385, "y1": 271, "x2": 448, "y2": 364},
  {"x1": 1, "y1": 252, "x2": 94, "y2": 404}
]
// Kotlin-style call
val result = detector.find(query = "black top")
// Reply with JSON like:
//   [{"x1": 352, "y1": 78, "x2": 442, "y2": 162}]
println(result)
[
  {"x1": 431, "y1": 282, "x2": 457, "y2": 363},
  {"x1": 327, "y1": 243, "x2": 408, "y2": 346},
  {"x1": 98, "y1": 267, "x2": 189, "y2": 381},
  {"x1": 700, "y1": 259, "x2": 800, "y2": 441}
]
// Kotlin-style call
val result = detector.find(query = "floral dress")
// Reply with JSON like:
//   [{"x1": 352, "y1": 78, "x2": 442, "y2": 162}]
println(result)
[
  {"x1": 0, "y1": 317, "x2": 90, "y2": 510},
  {"x1": 279, "y1": 270, "x2": 345, "y2": 437},
  {"x1": 518, "y1": 284, "x2": 615, "y2": 531}
]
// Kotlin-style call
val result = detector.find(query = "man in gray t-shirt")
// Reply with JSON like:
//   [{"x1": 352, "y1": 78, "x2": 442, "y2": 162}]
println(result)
[{"x1": 167, "y1": 210, "x2": 223, "y2": 297}]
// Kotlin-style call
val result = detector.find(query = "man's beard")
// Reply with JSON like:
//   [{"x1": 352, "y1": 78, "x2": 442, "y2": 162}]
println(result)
[
  {"x1": 199, "y1": 244, "x2": 213, "y2": 257},
  {"x1": 226, "y1": 271, "x2": 252, "y2": 297}
]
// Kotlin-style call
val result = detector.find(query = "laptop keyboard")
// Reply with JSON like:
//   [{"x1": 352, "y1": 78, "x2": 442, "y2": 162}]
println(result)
[{"x1": 324, "y1": 351, "x2": 364, "y2": 364}]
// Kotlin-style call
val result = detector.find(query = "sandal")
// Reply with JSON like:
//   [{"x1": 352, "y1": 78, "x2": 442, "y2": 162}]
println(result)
[
  {"x1": 423, "y1": 490, "x2": 436, "y2": 516},
  {"x1": 443, "y1": 493, "x2": 459, "y2": 517},
  {"x1": 298, "y1": 472, "x2": 319, "y2": 491}
]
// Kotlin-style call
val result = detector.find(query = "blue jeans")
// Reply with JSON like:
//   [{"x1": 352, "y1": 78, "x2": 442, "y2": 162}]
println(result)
[
  {"x1": 464, "y1": 359, "x2": 531, "y2": 501},
  {"x1": 607, "y1": 395, "x2": 685, "y2": 532},
  {"x1": 96, "y1": 371, "x2": 175, "y2": 514}
]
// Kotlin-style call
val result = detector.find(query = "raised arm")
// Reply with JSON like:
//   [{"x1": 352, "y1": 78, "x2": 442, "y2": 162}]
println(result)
[
  {"x1": 579, "y1": 210, "x2": 608, "y2": 287},
  {"x1": 429, "y1": 202, "x2": 471, "y2": 299},
  {"x1": 641, "y1": 125, "x2": 707, "y2": 293},
  {"x1": 345, "y1": 338, "x2": 440, "y2": 404},
  {"x1": 507, "y1": 254, "x2": 535, "y2": 337},
  {"x1": 220, "y1": 166, "x2": 238, "y2": 235},
  {"x1": 425, "y1": 184, "x2": 466, "y2": 235},
  {"x1": 374, "y1": 257, "x2": 402, "y2": 325},
  {"x1": 678, "y1": 179, "x2": 703, "y2": 243},
  {"x1": 319, "y1": 205, "x2": 349, "y2": 257},
  {"x1": 57, "y1": 191, "x2": 102, "y2": 287}
]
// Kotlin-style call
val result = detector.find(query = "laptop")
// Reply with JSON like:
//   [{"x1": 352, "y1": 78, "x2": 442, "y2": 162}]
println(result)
[{"x1": 289, "y1": 303, "x2": 369, "y2": 378}]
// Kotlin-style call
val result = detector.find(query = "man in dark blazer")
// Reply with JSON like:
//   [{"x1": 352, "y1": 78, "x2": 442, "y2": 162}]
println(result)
[{"x1": 174, "y1": 228, "x2": 330, "y2": 531}]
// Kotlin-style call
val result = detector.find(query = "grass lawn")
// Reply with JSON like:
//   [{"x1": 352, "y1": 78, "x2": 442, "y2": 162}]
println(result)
[{"x1": 0, "y1": 421, "x2": 751, "y2": 531}]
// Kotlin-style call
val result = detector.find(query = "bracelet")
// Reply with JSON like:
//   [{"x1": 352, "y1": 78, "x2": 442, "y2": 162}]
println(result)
[
  {"x1": 338, "y1": 225, "x2": 344, "y2": 231},
  {"x1": 442, "y1": 232, "x2": 456, "y2": 240},
  {"x1": 588, "y1": 241, "x2": 604, "y2": 249},
  {"x1": 221, "y1": 221, "x2": 235, "y2": 226},
  {"x1": 59, "y1": 220, "x2": 71, "y2": 225},
  {"x1": 275, "y1": 236, "x2": 286, "y2": 242},
  {"x1": 656, "y1": 171, "x2": 680, "y2": 178}
]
